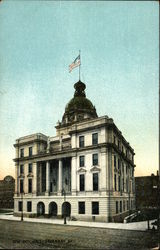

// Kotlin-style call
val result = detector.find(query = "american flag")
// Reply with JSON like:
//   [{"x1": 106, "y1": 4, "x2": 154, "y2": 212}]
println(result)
[{"x1": 69, "y1": 55, "x2": 81, "y2": 73}]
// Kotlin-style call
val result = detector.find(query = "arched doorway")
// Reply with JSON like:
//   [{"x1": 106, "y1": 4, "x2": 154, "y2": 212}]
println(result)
[
  {"x1": 49, "y1": 202, "x2": 57, "y2": 217},
  {"x1": 37, "y1": 202, "x2": 45, "y2": 216},
  {"x1": 62, "y1": 202, "x2": 71, "y2": 217}
]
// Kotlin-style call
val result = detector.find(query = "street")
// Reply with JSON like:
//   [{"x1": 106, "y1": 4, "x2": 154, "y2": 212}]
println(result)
[{"x1": 0, "y1": 219, "x2": 158, "y2": 249}]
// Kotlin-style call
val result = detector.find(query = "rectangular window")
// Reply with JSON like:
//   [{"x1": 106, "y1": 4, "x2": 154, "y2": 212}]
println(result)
[
  {"x1": 20, "y1": 148, "x2": 24, "y2": 158},
  {"x1": 118, "y1": 176, "x2": 121, "y2": 191},
  {"x1": 28, "y1": 179, "x2": 32, "y2": 193},
  {"x1": 92, "y1": 133, "x2": 98, "y2": 145},
  {"x1": 18, "y1": 201, "x2": 22, "y2": 211},
  {"x1": 122, "y1": 146, "x2": 124, "y2": 153},
  {"x1": 20, "y1": 165, "x2": 24, "y2": 174},
  {"x1": 27, "y1": 201, "x2": 32, "y2": 212},
  {"x1": 118, "y1": 140, "x2": 120, "y2": 149},
  {"x1": 80, "y1": 174, "x2": 85, "y2": 191},
  {"x1": 127, "y1": 200, "x2": 129, "y2": 210},
  {"x1": 20, "y1": 179, "x2": 24, "y2": 193},
  {"x1": 29, "y1": 147, "x2": 32, "y2": 156},
  {"x1": 113, "y1": 136, "x2": 116, "y2": 144},
  {"x1": 93, "y1": 173, "x2": 98, "y2": 191},
  {"x1": 79, "y1": 156, "x2": 85, "y2": 167},
  {"x1": 123, "y1": 200, "x2": 125, "y2": 211},
  {"x1": 120, "y1": 201, "x2": 122, "y2": 213},
  {"x1": 116, "y1": 201, "x2": 118, "y2": 214},
  {"x1": 114, "y1": 155, "x2": 116, "y2": 169},
  {"x1": 118, "y1": 159, "x2": 121, "y2": 170},
  {"x1": 114, "y1": 174, "x2": 117, "y2": 191},
  {"x1": 92, "y1": 202, "x2": 99, "y2": 215},
  {"x1": 122, "y1": 178, "x2": 124, "y2": 191},
  {"x1": 28, "y1": 163, "x2": 32, "y2": 173},
  {"x1": 79, "y1": 136, "x2": 84, "y2": 148},
  {"x1": 92, "y1": 153, "x2": 98, "y2": 166},
  {"x1": 78, "y1": 202, "x2": 85, "y2": 214}
]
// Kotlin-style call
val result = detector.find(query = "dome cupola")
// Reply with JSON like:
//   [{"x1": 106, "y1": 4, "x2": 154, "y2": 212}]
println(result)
[{"x1": 62, "y1": 80, "x2": 98, "y2": 124}]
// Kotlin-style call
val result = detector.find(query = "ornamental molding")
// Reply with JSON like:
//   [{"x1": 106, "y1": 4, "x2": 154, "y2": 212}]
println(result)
[
  {"x1": 77, "y1": 167, "x2": 87, "y2": 174},
  {"x1": 90, "y1": 166, "x2": 101, "y2": 172}
]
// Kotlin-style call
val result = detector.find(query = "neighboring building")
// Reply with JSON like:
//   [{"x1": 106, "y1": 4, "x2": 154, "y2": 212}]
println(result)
[
  {"x1": 135, "y1": 173, "x2": 159, "y2": 210},
  {"x1": 13, "y1": 80, "x2": 135, "y2": 222},
  {"x1": 0, "y1": 175, "x2": 15, "y2": 209}
]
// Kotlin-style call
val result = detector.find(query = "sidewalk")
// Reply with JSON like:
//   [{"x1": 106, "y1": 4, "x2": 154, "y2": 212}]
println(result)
[{"x1": 0, "y1": 213, "x2": 157, "y2": 231}]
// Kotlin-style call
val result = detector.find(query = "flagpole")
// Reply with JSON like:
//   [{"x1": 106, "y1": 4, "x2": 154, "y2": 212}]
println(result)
[{"x1": 79, "y1": 50, "x2": 81, "y2": 81}]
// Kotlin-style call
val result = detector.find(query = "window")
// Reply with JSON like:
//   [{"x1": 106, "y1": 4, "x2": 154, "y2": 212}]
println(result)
[
  {"x1": 18, "y1": 201, "x2": 22, "y2": 211},
  {"x1": 118, "y1": 140, "x2": 120, "y2": 149},
  {"x1": 27, "y1": 201, "x2": 32, "y2": 212},
  {"x1": 118, "y1": 176, "x2": 121, "y2": 191},
  {"x1": 20, "y1": 179, "x2": 24, "y2": 193},
  {"x1": 80, "y1": 174, "x2": 85, "y2": 191},
  {"x1": 120, "y1": 201, "x2": 122, "y2": 213},
  {"x1": 118, "y1": 159, "x2": 121, "y2": 170},
  {"x1": 28, "y1": 179, "x2": 32, "y2": 193},
  {"x1": 20, "y1": 165, "x2": 24, "y2": 174},
  {"x1": 113, "y1": 136, "x2": 116, "y2": 144},
  {"x1": 79, "y1": 156, "x2": 85, "y2": 167},
  {"x1": 93, "y1": 173, "x2": 98, "y2": 191},
  {"x1": 92, "y1": 133, "x2": 98, "y2": 145},
  {"x1": 92, "y1": 202, "x2": 99, "y2": 215},
  {"x1": 114, "y1": 174, "x2": 117, "y2": 191},
  {"x1": 116, "y1": 201, "x2": 118, "y2": 214},
  {"x1": 20, "y1": 148, "x2": 24, "y2": 157},
  {"x1": 122, "y1": 146, "x2": 124, "y2": 153},
  {"x1": 29, "y1": 147, "x2": 32, "y2": 156},
  {"x1": 79, "y1": 136, "x2": 84, "y2": 148},
  {"x1": 123, "y1": 200, "x2": 125, "y2": 211},
  {"x1": 127, "y1": 200, "x2": 129, "y2": 210},
  {"x1": 122, "y1": 178, "x2": 124, "y2": 191},
  {"x1": 92, "y1": 154, "x2": 98, "y2": 166},
  {"x1": 79, "y1": 202, "x2": 85, "y2": 214},
  {"x1": 114, "y1": 155, "x2": 116, "y2": 169},
  {"x1": 28, "y1": 163, "x2": 32, "y2": 173}
]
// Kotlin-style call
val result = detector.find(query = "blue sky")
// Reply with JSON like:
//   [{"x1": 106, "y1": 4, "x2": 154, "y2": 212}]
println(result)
[{"x1": 0, "y1": 1, "x2": 159, "y2": 179}]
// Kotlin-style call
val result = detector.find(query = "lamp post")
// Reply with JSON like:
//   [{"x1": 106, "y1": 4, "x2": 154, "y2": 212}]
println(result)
[{"x1": 62, "y1": 188, "x2": 66, "y2": 224}]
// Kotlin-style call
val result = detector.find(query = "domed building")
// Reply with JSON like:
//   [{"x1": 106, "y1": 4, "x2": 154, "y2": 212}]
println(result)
[{"x1": 13, "y1": 80, "x2": 135, "y2": 222}]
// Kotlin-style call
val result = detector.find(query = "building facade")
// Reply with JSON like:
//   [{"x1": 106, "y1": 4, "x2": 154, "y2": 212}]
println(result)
[
  {"x1": 0, "y1": 175, "x2": 15, "y2": 209},
  {"x1": 13, "y1": 80, "x2": 135, "y2": 222},
  {"x1": 135, "y1": 173, "x2": 159, "y2": 210}
]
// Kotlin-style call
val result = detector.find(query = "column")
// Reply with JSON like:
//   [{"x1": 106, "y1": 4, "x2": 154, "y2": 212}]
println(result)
[
  {"x1": 45, "y1": 161, "x2": 50, "y2": 195},
  {"x1": 71, "y1": 156, "x2": 77, "y2": 195},
  {"x1": 58, "y1": 159, "x2": 62, "y2": 195},
  {"x1": 33, "y1": 162, "x2": 37, "y2": 196}
]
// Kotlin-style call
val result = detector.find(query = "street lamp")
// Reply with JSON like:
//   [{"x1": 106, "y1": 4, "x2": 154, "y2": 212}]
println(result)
[{"x1": 62, "y1": 188, "x2": 66, "y2": 224}]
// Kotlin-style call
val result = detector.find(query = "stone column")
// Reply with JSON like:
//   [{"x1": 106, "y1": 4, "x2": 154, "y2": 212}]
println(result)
[
  {"x1": 33, "y1": 162, "x2": 37, "y2": 196},
  {"x1": 71, "y1": 156, "x2": 77, "y2": 195},
  {"x1": 45, "y1": 161, "x2": 50, "y2": 195},
  {"x1": 58, "y1": 159, "x2": 62, "y2": 195}
]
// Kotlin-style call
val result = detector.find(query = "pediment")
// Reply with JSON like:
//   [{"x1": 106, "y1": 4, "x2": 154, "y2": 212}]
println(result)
[
  {"x1": 90, "y1": 166, "x2": 101, "y2": 172},
  {"x1": 77, "y1": 167, "x2": 87, "y2": 173}
]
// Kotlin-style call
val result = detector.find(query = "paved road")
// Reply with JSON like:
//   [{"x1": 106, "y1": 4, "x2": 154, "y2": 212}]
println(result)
[{"x1": 0, "y1": 219, "x2": 158, "y2": 249}]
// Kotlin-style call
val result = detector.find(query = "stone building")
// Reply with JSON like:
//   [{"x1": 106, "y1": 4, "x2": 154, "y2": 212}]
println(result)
[
  {"x1": 0, "y1": 175, "x2": 15, "y2": 209},
  {"x1": 13, "y1": 80, "x2": 135, "y2": 222}
]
